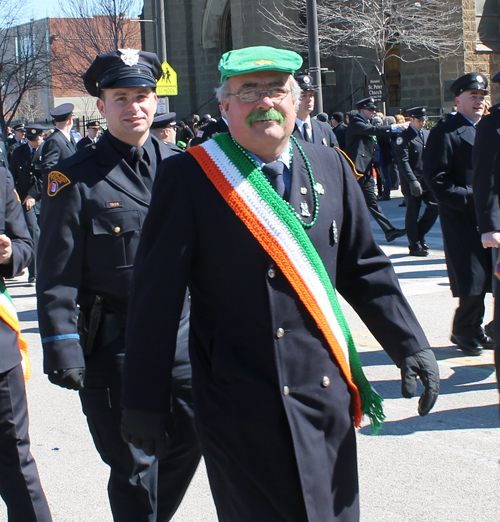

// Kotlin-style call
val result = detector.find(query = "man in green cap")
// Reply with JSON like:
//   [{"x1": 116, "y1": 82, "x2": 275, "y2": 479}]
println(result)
[{"x1": 121, "y1": 45, "x2": 439, "y2": 522}]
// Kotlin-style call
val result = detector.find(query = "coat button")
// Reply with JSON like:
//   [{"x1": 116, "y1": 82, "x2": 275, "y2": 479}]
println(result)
[
  {"x1": 114, "y1": 226, "x2": 121, "y2": 234},
  {"x1": 283, "y1": 386, "x2": 290, "y2": 396},
  {"x1": 321, "y1": 376, "x2": 331, "y2": 388},
  {"x1": 276, "y1": 328, "x2": 285, "y2": 338},
  {"x1": 267, "y1": 268, "x2": 276, "y2": 278}
]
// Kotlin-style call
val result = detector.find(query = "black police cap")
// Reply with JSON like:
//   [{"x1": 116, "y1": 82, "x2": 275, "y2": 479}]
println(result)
[
  {"x1": 493, "y1": 71, "x2": 500, "y2": 84},
  {"x1": 356, "y1": 97, "x2": 378, "y2": 110},
  {"x1": 295, "y1": 74, "x2": 316, "y2": 92},
  {"x1": 151, "y1": 112, "x2": 177, "y2": 130},
  {"x1": 13, "y1": 124, "x2": 25, "y2": 131},
  {"x1": 25, "y1": 124, "x2": 45, "y2": 140},
  {"x1": 83, "y1": 49, "x2": 162, "y2": 97},
  {"x1": 86, "y1": 121, "x2": 100, "y2": 129},
  {"x1": 450, "y1": 72, "x2": 489, "y2": 97},
  {"x1": 406, "y1": 106, "x2": 428, "y2": 120},
  {"x1": 50, "y1": 103, "x2": 74, "y2": 122}
]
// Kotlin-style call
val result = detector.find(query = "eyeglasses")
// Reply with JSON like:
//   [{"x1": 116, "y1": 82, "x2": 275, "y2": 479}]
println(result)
[{"x1": 228, "y1": 87, "x2": 291, "y2": 103}]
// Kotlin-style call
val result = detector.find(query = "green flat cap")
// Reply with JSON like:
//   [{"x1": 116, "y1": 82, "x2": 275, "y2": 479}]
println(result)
[{"x1": 218, "y1": 46, "x2": 303, "y2": 83}]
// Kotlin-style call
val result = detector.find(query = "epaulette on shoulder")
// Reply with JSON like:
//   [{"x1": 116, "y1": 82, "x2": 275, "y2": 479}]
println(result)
[{"x1": 63, "y1": 143, "x2": 98, "y2": 169}]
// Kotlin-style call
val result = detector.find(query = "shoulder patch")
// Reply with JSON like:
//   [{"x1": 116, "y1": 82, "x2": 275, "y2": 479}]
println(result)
[
  {"x1": 48, "y1": 171, "x2": 71, "y2": 197},
  {"x1": 396, "y1": 136, "x2": 404, "y2": 145}
]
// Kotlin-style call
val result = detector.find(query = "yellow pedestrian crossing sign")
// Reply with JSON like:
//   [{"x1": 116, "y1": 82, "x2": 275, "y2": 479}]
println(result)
[{"x1": 156, "y1": 62, "x2": 178, "y2": 96}]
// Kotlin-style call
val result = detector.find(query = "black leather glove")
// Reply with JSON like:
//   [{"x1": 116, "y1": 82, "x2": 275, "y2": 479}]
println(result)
[
  {"x1": 121, "y1": 409, "x2": 169, "y2": 460},
  {"x1": 48, "y1": 368, "x2": 85, "y2": 390},
  {"x1": 401, "y1": 349, "x2": 440, "y2": 416},
  {"x1": 409, "y1": 180, "x2": 423, "y2": 197}
]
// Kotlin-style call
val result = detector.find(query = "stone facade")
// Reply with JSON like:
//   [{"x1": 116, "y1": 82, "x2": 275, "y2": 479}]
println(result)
[{"x1": 143, "y1": 0, "x2": 500, "y2": 120}]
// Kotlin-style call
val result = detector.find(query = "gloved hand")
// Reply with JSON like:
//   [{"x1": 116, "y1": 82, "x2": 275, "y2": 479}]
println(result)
[
  {"x1": 48, "y1": 368, "x2": 85, "y2": 390},
  {"x1": 121, "y1": 409, "x2": 169, "y2": 460},
  {"x1": 401, "y1": 349, "x2": 440, "y2": 416},
  {"x1": 409, "y1": 180, "x2": 423, "y2": 197}
]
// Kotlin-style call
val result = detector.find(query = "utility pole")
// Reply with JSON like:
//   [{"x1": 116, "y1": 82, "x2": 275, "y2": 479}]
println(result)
[
  {"x1": 155, "y1": 0, "x2": 169, "y2": 110},
  {"x1": 306, "y1": 0, "x2": 322, "y2": 113}
]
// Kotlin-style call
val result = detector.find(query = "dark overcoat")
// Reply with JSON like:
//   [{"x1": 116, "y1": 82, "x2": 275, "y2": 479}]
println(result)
[
  {"x1": 423, "y1": 112, "x2": 492, "y2": 296},
  {"x1": 473, "y1": 103, "x2": 500, "y2": 234},
  {"x1": 41, "y1": 128, "x2": 77, "y2": 177},
  {"x1": 76, "y1": 135, "x2": 94, "y2": 151},
  {"x1": 9, "y1": 142, "x2": 43, "y2": 205},
  {"x1": 345, "y1": 114, "x2": 395, "y2": 174},
  {"x1": 293, "y1": 118, "x2": 339, "y2": 147},
  {"x1": 122, "y1": 140, "x2": 430, "y2": 522},
  {"x1": 0, "y1": 166, "x2": 33, "y2": 373}
]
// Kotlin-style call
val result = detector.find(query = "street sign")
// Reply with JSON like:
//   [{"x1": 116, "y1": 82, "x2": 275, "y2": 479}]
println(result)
[
  {"x1": 365, "y1": 65, "x2": 387, "y2": 103},
  {"x1": 156, "y1": 98, "x2": 167, "y2": 114},
  {"x1": 156, "y1": 62, "x2": 178, "y2": 96}
]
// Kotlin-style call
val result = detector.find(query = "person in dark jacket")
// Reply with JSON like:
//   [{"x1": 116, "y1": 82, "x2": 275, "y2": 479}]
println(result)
[
  {"x1": 345, "y1": 97, "x2": 408, "y2": 242},
  {"x1": 9, "y1": 124, "x2": 45, "y2": 284},
  {"x1": 37, "y1": 49, "x2": 201, "y2": 522},
  {"x1": 393, "y1": 108, "x2": 438, "y2": 257},
  {"x1": 424, "y1": 72, "x2": 493, "y2": 357},
  {"x1": 0, "y1": 165, "x2": 52, "y2": 521},
  {"x1": 121, "y1": 45, "x2": 439, "y2": 522},
  {"x1": 292, "y1": 74, "x2": 338, "y2": 148},
  {"x1": 331, "y1": 112, "x2": 347, "y2": 150},
  {"x1": 76, "y1": 121, "x2": 101, "y2": 151},
  {"x1": 472, "y1": 70, "x2": 500, "y2": 396},
  {"x1": 6, "y1": 124, "x2": 26, "y2": 159}
]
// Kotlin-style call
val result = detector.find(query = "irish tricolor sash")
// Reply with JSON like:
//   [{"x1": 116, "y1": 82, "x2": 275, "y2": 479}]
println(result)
[
  {"x1": 189, "y1": 133, "x2": 385, "y2": 433},
  {"x1": 0, "y1": 279, "x2": 30, "y2": 381}
]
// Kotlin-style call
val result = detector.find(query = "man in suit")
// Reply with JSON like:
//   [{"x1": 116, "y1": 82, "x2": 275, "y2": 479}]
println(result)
[
  {"x1": 292, "y1": 74, "x2": 338, "y2": 147},
  {"x1": 36, "y1": 49, "x2": 200, "y2": 522},
  {"x1": 149, "y1": 112, "x2": 184, "y2": 155},
  {"x1": 393, "y1": 107, "x2": 438, "y2": 257},
  {"x1": 346, "y1": 97, "x2": 408, "y2": 242},
  {"x1": 9, "y1": 124, "x2": 45, "y2": 284},
  {"x1": 0, "y1": 164, "x2": 52, "y2": 521},
  {"x1": 424, "y1": 72, "x2": 493, "y2": 357},
  {"x1": 472, "y1": 70, "x2": 500, "y2": 394},
  {"x1": 76, "y1": 121, "x2": 101, "y2": 151},
  {"x1": 6, "y1": 124, "x2": 26, "y2": 159},
  {"x1": 41, "y1": 103, "x2": 77, "y2": 178},
  {"x1": 121, "y1": 46, "x2": 439, "y2": 522}
]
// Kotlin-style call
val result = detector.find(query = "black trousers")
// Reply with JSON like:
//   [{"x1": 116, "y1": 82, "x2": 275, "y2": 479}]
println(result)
[
  {"x1": 357, "y1": 173, "x2": 395, "y2": 235},
  {"x1": 0, "y1": 363, "x2": 52, "y2": 522},
  {"x1": 22, "y1": 206, "x2": 39, "y2": 279},
  {"x1": 400, "y1": 181, "x2": 438, "y2": 247},
  {"x1": 452, "y1": 294, "x2": 487, "y2": 337},
  {"x1": 80, "y1": 322, "x2": 201, "y2": 522}
]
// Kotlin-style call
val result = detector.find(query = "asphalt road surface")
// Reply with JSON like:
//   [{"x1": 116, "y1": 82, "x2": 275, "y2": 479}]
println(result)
[{"x1": 1, "y1": 190, "x2": 498, "y2": 521}]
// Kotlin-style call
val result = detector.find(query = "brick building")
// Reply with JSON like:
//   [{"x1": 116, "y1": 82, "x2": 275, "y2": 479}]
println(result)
[{"x1": 141, "y1": 0, "x2": 500, "y2": 120}]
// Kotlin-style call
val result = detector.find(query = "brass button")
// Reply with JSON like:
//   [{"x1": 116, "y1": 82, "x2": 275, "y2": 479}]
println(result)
[
  {"x1": 276, "y1": 328, "x2": 285, "y2": 339},
  {"x1": 283, "y1": 386, "x2": 290, "y2": 396},
  {"x1": 268, "y1": 268, "x2": 276, "y2": 278},
  {"x1": 114, "y1": 226, "x2": 121, "y2": 234},
  {"x1": 321, "y1": 376, "x2": 331, "y2": 388}
]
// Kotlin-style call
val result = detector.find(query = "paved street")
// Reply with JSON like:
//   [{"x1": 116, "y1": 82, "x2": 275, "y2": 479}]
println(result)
[{"x1": 1, "y1": 190, "x2": 499, "y2": 521}]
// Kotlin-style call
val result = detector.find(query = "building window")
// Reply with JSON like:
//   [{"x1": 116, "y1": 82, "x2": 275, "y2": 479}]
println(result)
[{"x1": 476, "y1": 0, "x2": 500, "y2": 45}]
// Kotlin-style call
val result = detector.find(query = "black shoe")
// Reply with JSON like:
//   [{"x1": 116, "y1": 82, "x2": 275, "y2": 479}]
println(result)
[
  {"x1": 476, "y1": 332, "x2": 495, "y2": 349},
  {"x1": 398, "y1": 201, "x2": 406, "y2": 207},
  {"x1": 485, "y1": 321, "x2": 495, "y2": 340},
  {"x1": 420, "y1": 241, "x2": 429, "y2": 250},
  {"x1": 409, "y1": 246, "x2": 429, "y2": 257},
  {"x1": 385, "y1": 228, "x2": 406, "y2": 242},
  {"x1": 378, "y1": 195, "x2": 390, "y2": 201},
  {"x1": 450, "y1": 334, "x2": 483, "y2": 356}
]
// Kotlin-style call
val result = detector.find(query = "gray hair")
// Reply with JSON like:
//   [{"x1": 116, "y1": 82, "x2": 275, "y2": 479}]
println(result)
[
  {"x1": 384, "y1": 116, "x2": 396, "y2": 125},
  {"x1": 215, "y1": 76, "x2": 302, "y2": 111}
]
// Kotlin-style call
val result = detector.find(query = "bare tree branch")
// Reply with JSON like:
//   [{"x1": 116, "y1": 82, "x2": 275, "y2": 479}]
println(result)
[{"x1": 261, "y1": 0, "x2": 463, "y2": 71}]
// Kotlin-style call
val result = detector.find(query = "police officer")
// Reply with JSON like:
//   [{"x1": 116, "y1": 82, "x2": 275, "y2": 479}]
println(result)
[
  {"x1": 41, "y1": 103, "x2": 77, "y2": 177},
  {"x1": 473, "y1": 70, "x2": 500, "y2": 394},
  {"x1": 9, "y1": 124, "x2": 44, "y2": 284},
  {"x1": 346, "y1": 97, "x2": 408, "y2": 242},
  {"x1": 37, "y1": 49, "x2": 201, "y2": 522},
  {"x1": 394, "y1": 107, "x2": 438, "y2": 257},
  {"x1": 189, "y1": 113, "x2": 229, "y2": 146},
  {"x1": 6, "y1": 123, "x2": 26, "y2": 159},
  {"x1": 0, "y1": 164, "x2": 52, "y2": 521},
  {"x1": 424, "y1": 72, "x2": 493, "y2": 356},
  {"x1": 292, "y1": 74, "x2": 339, "y2": 147},
  {"x1": 76, "y1": 120, "x2": 101, "y2": 151},
  {"x1": 150, "y1": 113, "x2": 184, "y2": 154}
]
